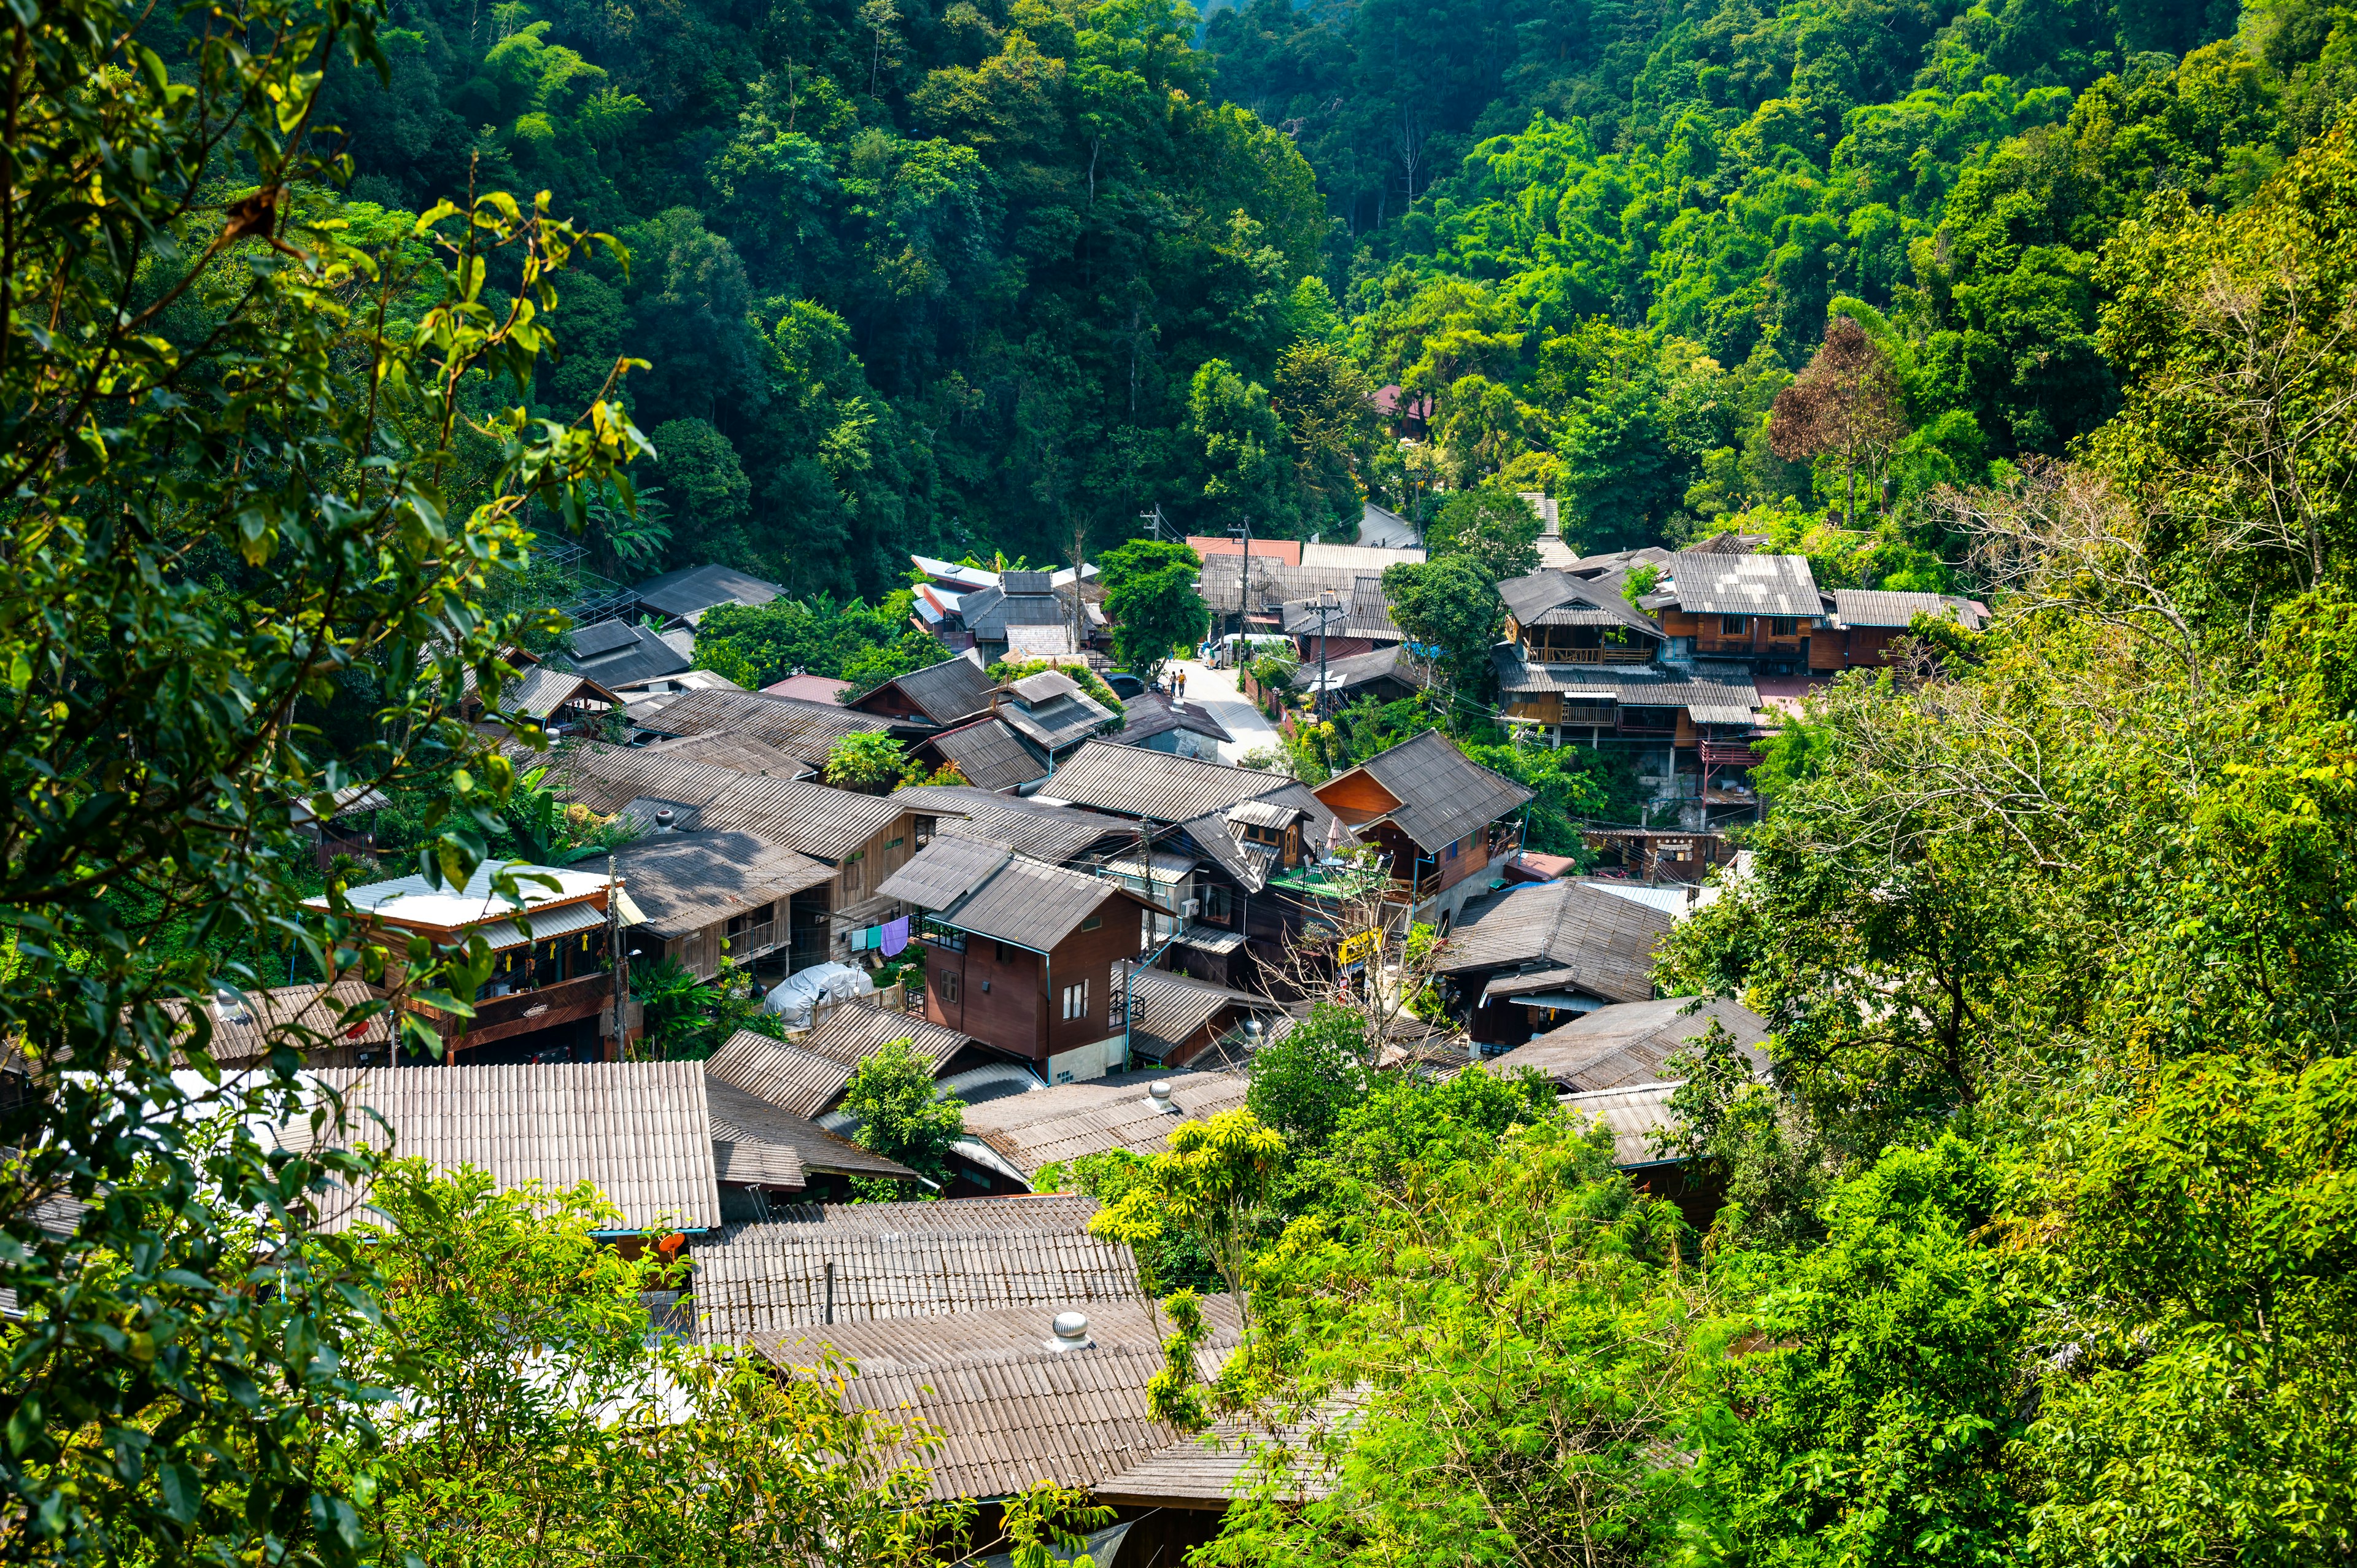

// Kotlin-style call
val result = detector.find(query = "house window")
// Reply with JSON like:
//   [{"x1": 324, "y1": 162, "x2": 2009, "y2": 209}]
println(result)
[
  {"x1": 1080, "y1": 914, "x2": 1102, "y2": 932},
  {"x1": 1062, "y1": 979, "x2": 1089, "y2": 1021},
  {"x1": 1202, "y1": 884, "x2": 1234, "y2": 924},
  {"x1": 940, "y1": 970, "x2": 960, "y2": 1004},
  {"x1": 886, "y1": 836, "x2": 905, "y2": 851},
  {"x1": 1447, "y1": 839, "x2": 1458, "y2": 861},
  {"x1": 1720, "y1": 614, "x2": 1749, "y2": 635},
  {"x1": 996, "y1": 941, "x2": 1020, "y2": 964},
  {"x1": 1770, "y1": 616, "x2": 1798, "y2": 636}
]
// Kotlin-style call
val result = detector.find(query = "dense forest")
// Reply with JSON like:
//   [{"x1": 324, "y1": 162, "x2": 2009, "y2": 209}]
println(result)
[{"x1": 318, "y1": 0, "x2": 2345, "y2": 602}]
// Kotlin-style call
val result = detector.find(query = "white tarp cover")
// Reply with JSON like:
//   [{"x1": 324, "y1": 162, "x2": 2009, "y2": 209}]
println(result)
[{"x1": 761, "y1": 963, "x2": 875, "y2": 1030}]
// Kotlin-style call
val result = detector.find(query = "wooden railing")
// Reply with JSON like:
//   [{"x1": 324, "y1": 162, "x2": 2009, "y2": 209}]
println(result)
[
  {"x1": 1700, "y1": 740, "x2": 1762, "y2": 765},
  {"x1": 1531, "y1": 646, "x2": 1655, "y2": 666}
]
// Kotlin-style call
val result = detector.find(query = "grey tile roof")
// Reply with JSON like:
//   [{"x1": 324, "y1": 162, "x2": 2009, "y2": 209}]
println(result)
[
  {"x1": 705, "y1": 1078, "x2": 914, "y2": 1183},
  {"x1": 1116, "y1": 964, "x2": 1272, "y2": 1062},
  {"x1": 797, "y1": 1002, "x2": 975, "y2": 1072},
  {"x1": 610, "y1": 830, "x2": 836, "y2": 938},
  {"x1": 958, "y1": 1070, "x2": 1250, "y2": 1178},
  {"x1": 876, "y1": 836, "x2": 1012, "y2": 910},
  {"x1": 915, "y1": 719, "x2": 1045, "y2": 792},
  {"x1": 161, "y1": 978, "x2": 390, "y2": 1068},
  {"x1": 1043, "y1": 742, "x2": 1356, "y2": 846},
  {"x1": 1277, "y1": 576, "x2": 1404, "y2": 641},
  {"x1": 1433, "y1": 880, "x2": 1673, "y2": 1003},
  {"x1": 999, "y1": 690, "x2": 1118, "y2": 753},
  {"x1": 1490, "y1": 652, "x2": 1762, "y2": 711},
  {"x1": 1000, "y1": 571, "x2": 1055, "y2": 595},
  {"x1": 560, "y1": 620, "x2": 691, "y2": 689},
  {"x1": 309, "y1": 1062, "x2": 722, "y2": 1230},
  {"x1": 1485, "y1": 995, "x2": 1770, "y2": 1091},
  {"x1": 1560, "y1": 1081, "x2": 1682, "y2": 1165},
  {"x1": 686, "y1": 1222, "x2": 1144, "y2": 1344},
  {"x1": 529, "y1": 744, "x2": 921, "y2": 862},
  {"x1": 1829, "y1": 589, "x2": 1989, "y2": 630},
  {"x1": 920, "y1": 853, "x2": 1145, "y2": 951},
  {"x1": 1227, "y1": 797, "x2": 1306, "y2": 829},
  {"x1": 759, "y1": 1194, "x2": 1102, "y2": 1235},
  {"x1": 1198, "y1": 557, "x2": 1393, "y2": 616},
  {"x1": 892, "y1": 786, "x2": 1139, "y2": 865},
  {"x1": 1320, "y1": 730, "x2": 1534, "y2": 855},
  {"x1": 1665, "y1": 552, "x2": 1824, "y2": 619},
  {"x1": 967, "y1": 587, "x2": 1068, "y2": 638},
  {"x1": 758, "y1": 1291, "x2": 1239, "y2": 1375},
  {"x1": 508, "y1": 663, "x2": 625, "y2": 720},
  {"x1": 1496, "y1": 569, "x2": 1662, "y2": 636},
  {"x1": 705, "y1": 1004, "x2": 970, "y2": 1119},
  {"x1": 1118, "y1": 692, "x2": 1234, "y2": 746},
  {"x1": 1309, "y1": 643, "x2": 1429, "y2": 697},
  {"x1": 631, "y1": 563, "x2": 784, "y2": 619},
  {"x1": 622, "y1": 688, "x2": 896, "y2": 765},
  {"x1": 869, "y1": 657, "x2": 1000, "y2": 725},
  {"x1": 1093, "y1": 1404, "x2": 1346, "y2": 1508}
]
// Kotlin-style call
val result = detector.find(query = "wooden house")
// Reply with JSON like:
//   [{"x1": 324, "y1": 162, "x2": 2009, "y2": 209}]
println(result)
[
  {"x1": 878, "y1": 838, "x2": 1165, "y2": 1083},
  {"x1": 1495, "y1": 568, "x2": 1663, "y2": 666},
  {"x1": 1824, "y1": 590, "x2": 1991, "y2": 666},
  {"x1": 303, "y1": 863, "x2": 622, "y2": 1064},
  {"x1": 1431, "y1": 878, "x2": 1674, "y2": 1049},
  {"x1": 1312, "y1": 730, "x2": 1535, "y2": 930},
  {"x1": 610, "y1": 828, "x2": 837, "y2": 980}
]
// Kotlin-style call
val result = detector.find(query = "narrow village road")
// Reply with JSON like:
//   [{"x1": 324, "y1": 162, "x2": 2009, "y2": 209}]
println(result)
[{"x1": 1166, "y1": 659, "x2": 1282, "y2": 765}]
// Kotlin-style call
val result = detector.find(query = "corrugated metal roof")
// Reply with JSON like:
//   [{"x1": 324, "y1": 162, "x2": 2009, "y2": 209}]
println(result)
[
  {"x1": 1117, "y1": 964, "x2": 1270, "y2": 1061},
  {"x1": 630, "y1": 563, "x2": 784, "y2": 619},
  {"x1": 161, "y1": 979, "x2": 391, "y2": 1067},
  {"x1": 304, "y1": 862, "x2": 608, "y2": 931},
  {"x1": 624, "y1": 688, "x2": 896, "y2": 764},
  {"x1": 759, "y1": 1194, "x2": 1101, "y2": 1234},
  {"x1": 704, "y1": 1033, "x2": 862, "y2": 1119},
  {"x1": 1094, "y1": 1405, "x2": 1346, "y2": 1508},
  {"x1": 872, "y1": 657, "x2": 999, "y2": 725},
  {"x1": 876, "y1": 836, "x2": 1012, "y2": 910},
  {"x1": 529, "y1": 744, "x2": 920, "y2": 862},
  {"x1": 1198, "y1": 557, "x2": 1392, "y2": 616},
  {"x1": 1666, "y1": 552, "x2": 1822, "y2": 618},
  {"x1": 687, "y1": 1224, "x2": 1143, "y2": 1343},
  {"x1": 1559, "y1": 1081, "x2": 1682, "y2": 1165},
  {"x1": 1486, "y1": 996, "x2": 1768, "y2": 1091},
  {"x1": 1434, "y1": 880, "x2": 1673, "y2": 1003},
  {"x1": 926, "y1": 854, "x2": 1140, "y2": 951},
  {"x1": 638, "y1": 732, "x2": 813, "y2": 778},
  {"x1": 958, "y1": 1070, "x2": 1250, "y2": 1178},
  {"x1": 758, "y1": 1292, "x2": 1240, "y2": 1376},
  {"x1": 1490, "y1": 652, "x2": 1762, "y2": 712},
  {"x1": 999, "y1": 691, "x2": 1116, "y2": 753},
  {"x1": 1320, "y1": 730, "x2": 1533, "y2": 855},
  {"x1": 1309, "y1": 643, "x2": 1426, "y2": 696},
  {"x1": 705, "y1": 1078, "x2": 913, "y2": 1181},
  {"x1": 509, "y1": 663, "x2": 623, "y2": 719},
  {"x1": 1045, "y1": 743, "x2": 1355, "y2": 848},
  {"x1": 893, "y1": 786, "x2": 1136, "y2": 865},
  {"x1": 1496, "y1": 568, "x2": 1662, "y2": 636},
  {"x1": 1118, "y1": 693, "x2": 1233, "y2": 746},
  {"x1": 610, "y1": 830, "x2": 836, "y2": 937},
  {"x1": 918, "y1": 718, "x2": 1049, "y2": 792},
  {"x1": 797, "y1": 1002, "x2": 975, "y2": 1071},
  {"x1": 561, "y1": 621, "x2": 691, "y2": 687},
  {"x1": 309, "y1": 1062, "x2": 722, "y2": 1230},
  {"x1": 1830, "y1": 589, "x2": 1988, "y2": 630}
]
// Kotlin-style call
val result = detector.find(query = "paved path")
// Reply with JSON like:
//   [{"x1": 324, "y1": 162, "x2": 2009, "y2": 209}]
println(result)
[{"x1": 1166, "y1": 660, "x2": 1281, "y2": 765}]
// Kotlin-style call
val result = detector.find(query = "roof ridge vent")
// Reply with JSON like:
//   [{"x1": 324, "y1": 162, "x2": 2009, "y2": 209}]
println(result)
[
  {"x1": 1043, "y1": 1310, "x2": 1094, "y2": 1352},
  {"x1": 1144, "y1": 1079, "x2": 1182, "y2": 1114}
]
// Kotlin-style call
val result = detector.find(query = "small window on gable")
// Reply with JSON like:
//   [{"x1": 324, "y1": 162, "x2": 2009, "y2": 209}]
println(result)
[{"x1": 1080, "y1": 914, "x2": 1101, "y2": 932}]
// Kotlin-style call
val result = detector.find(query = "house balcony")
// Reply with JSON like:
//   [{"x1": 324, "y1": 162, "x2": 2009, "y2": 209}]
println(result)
[
  {"x1": 1700, "y1": 741, "x2": 1763, "y2": 765},
  {"x1": 424, "y1": 970, "x2": 614, "y2": 1049},
  {"x1": 1531, "y1": 646, "x2": 1655, "y2": 666}
]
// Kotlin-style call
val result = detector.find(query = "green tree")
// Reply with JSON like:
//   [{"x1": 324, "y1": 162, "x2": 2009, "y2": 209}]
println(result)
[
  {"x1": 1382, "y1": 556, "x2": 1504, "y2": 692},
  {"x1": 1098, "y1": 539, "x2": 1209, "y2": 676},
  {"x1": 840, "y1": 1037, "x2": 966, "y2": 1188},
  {"x1": 1244, "y1": 1003, "x2": 1372, "y2": 1154},
  {"x1": 1426, "y1": 488, "x2": 1544, "y2": 580},
  {"x1": 822, "y1": 732, "x2": 915, "y2": 792},
  {"x1": 0, "y1": 0, "x2": 648, "y2": 1550}
]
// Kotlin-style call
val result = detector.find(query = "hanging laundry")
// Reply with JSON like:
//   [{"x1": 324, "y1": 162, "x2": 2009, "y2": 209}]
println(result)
[{"x1": 880, "y1": 916, "x2": 910, "y2": 957}]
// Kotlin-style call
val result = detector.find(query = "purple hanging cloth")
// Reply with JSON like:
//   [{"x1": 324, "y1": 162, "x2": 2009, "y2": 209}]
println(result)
[{"x1": 880, "y1": 915, "x2": 911, "y2": 957}]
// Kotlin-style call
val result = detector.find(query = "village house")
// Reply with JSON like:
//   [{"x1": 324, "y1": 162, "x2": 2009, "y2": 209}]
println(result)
[
  {"x1": 955, "y1": 1068, "x2": 1250, "y2": 1186},
  {"x1": 840, "y1": 654, "x2": 999, "y2": 730},
  {"x1": 1111, "y1": 964, "x2": 1276, "y2": 1065},
  {"x1": 1823, "y1": 589, "x2": 1990, "y2": 665},
  {"x1": 610, "y1": 828, "x2": 836, "y2": 981},
  {"x1": 1113, "y1": 691, "x2": 1233, "y2": 762},
  {"x1": 303, "y1": 863, "x2": 622, "y2": 1064},
  {"x1": 905, "y1": 716, "x2": 1051, "y2": 792},
  {"x1": 558, "y1": 616, "x2": 692, "y2": 692},
  {"x1": 160, "y1": 978, "x2": 393, "y2": 1070},
  {"x1": 620, "y1": 685, "x2": 906, "y2": 766},
  {"x1": 1310, "y1": 730, "x2": 1535, "y2": 931},
  {"x1": 1279, "y1": 574, "x2": 1408, "y2": 663},
  {"x1": 879, "y1": 838, "x2": 1165, "y2": 1083},
  {"x1": 526, "y1": 744, "x2": 937, "y2": 973},
  {"x1": 1431, "y1": 878, "x2": 1676, "y2": 1050},
  {"x1": 626, "y1": 562, "x2": 784, "y2": 628},
  {"x1": 1302, "y1": 643, "x2": 1428, "y2": 710},
  {"x1": 1031, "y1": 741, "x2": 1366, "y2": 989}
]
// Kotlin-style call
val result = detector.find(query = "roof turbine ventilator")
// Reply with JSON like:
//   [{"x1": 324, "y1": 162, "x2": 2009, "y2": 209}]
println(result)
[{"x1": 1043, "y1": 1311, "x2": 1095, "y2": 1353}]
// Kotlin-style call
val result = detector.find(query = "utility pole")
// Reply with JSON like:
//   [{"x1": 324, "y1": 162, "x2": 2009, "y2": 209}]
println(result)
[
  {"x1": 1136, "y1": 502, "x2": 1167, "y2": 542},
  {"x1": 1226, "y1": 515, "x2": 1252, "y2": 643},
  {"x1": 606, "y1": 852, "x2": 627, "y2": 1062},
  {"x1": 1310, "y1": 589, "x2": 1342, "y2": 722}
]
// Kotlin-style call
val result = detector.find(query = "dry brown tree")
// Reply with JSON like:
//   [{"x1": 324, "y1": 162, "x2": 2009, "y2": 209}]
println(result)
[
  {"x1": 1264, "y1": 848, "x2": 1465, "y2": 1065},
  {"x1": 1769, "y1": 316, "x2": 1910, "y2": 529}
]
